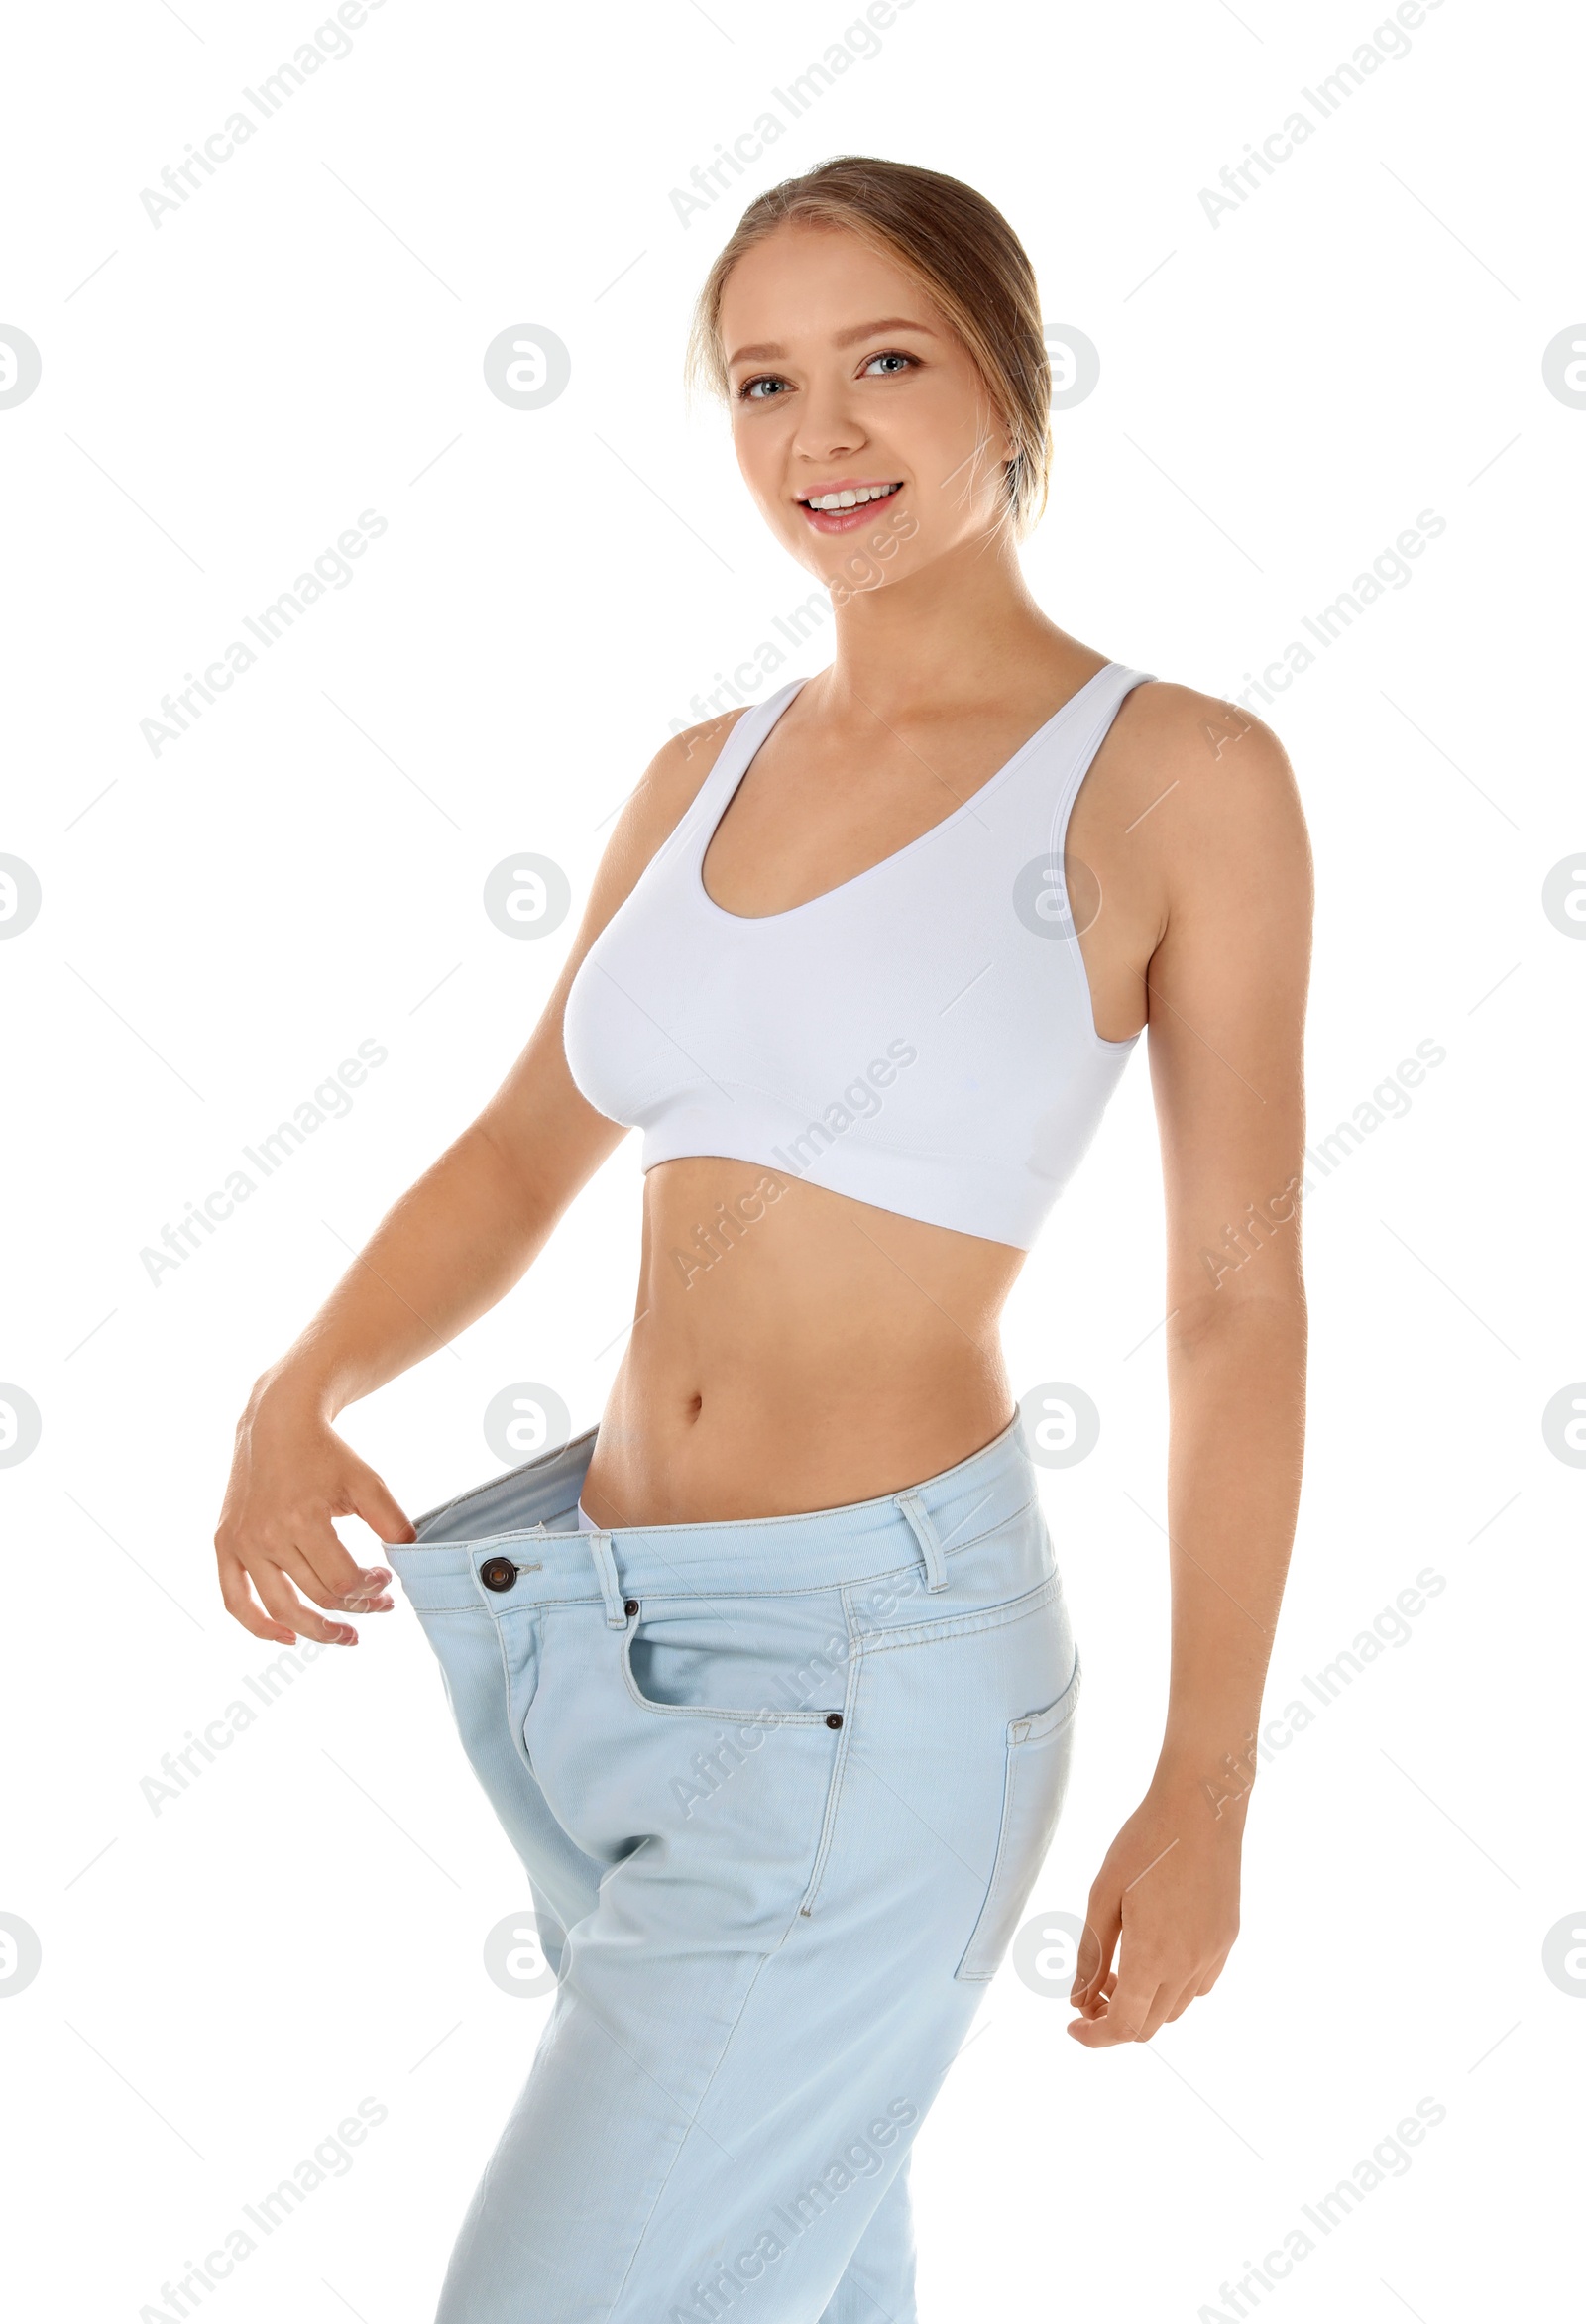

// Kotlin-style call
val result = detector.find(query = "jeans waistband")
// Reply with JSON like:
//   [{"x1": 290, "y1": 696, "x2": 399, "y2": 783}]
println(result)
[{"x1": 383, "y1": 1409, "x2": 1038, "y2": 1613}]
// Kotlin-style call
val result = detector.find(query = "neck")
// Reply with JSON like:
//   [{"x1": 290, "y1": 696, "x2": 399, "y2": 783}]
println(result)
[{"x1": 814, "y1": 525, "x2": 1076, "y2": 721}]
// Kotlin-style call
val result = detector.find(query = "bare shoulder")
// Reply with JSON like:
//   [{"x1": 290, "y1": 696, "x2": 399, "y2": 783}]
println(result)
[
  {"x1": 1106, "y1": 677, "x2": 1312, "y2": 916},
  {"x1": 649, "y1": 705, "x2": 754, "y2": 807}
]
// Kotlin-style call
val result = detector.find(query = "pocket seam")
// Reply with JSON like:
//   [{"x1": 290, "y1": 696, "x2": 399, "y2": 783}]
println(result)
[
  {"x1": 497, "y1": 1608, "x2": 541, "y2": 1782},
  {"x1": 617, "y1": 1610, "x2": 841, "y2": 1727},
  {"x1": 954, "y1": 1648, "x2": 1082, "y2": 1983},
  {"x1": 796, "y1": 1607, "x2": 861, "y2": 1917},
  {"x1": 1009, "y1": 1649, "x2": 1082, "y2": 1746},
  {"x1": 853, "y1": 1569, "x2": 1062, "y2": 1659}
]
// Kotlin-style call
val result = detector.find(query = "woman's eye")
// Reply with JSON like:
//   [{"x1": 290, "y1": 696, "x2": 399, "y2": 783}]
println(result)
[
  {"x1": 862, "y1": 351, "x2": 916, "y2": 378},
  {"x1": 738, "y1": 375, "x2": 790, "y2": 401}
]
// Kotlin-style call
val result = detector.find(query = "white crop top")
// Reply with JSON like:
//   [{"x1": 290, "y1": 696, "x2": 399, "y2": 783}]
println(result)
[{"x1": 562, "y1": 661, "x2": 1154, "y2": 1251}]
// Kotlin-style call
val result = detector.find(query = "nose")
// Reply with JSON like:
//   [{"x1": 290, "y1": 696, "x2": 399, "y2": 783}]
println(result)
[{"x1": 791, "y1": 376, "x2": 867, "y2": 469}]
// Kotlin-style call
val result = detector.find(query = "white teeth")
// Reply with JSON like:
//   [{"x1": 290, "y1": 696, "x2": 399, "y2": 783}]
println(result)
[{"x1": 802, "y1": 484, "x2": 900, "y2": 510}]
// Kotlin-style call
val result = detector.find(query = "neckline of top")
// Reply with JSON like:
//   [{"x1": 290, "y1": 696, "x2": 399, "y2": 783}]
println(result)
[{"x1": 693, "y1": 661, "x2": 1128, "y2": 928}]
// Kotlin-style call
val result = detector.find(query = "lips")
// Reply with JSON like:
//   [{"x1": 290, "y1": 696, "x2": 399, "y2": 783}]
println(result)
[
  {"x1": 795, "y1": 480, "x2": 904, "y2": 535},
  {"x1": 796, "y1": 481, "x2": 903, "y2": 511}
]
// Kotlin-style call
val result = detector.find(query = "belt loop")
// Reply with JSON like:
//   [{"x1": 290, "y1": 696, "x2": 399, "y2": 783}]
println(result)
[
  {"x1": 587, "y1": 1531, "x2": 627, "y2": 1627},
  {"x1": 894, "y1": 1490, "x2": 949, "y2": 1593}
]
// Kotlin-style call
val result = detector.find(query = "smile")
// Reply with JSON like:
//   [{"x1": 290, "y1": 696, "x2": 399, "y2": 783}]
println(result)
[
  {"x1": 795, "y1": 481, "x2": 904, "y2": 534},
  {"x1": 796, "y1": 482, "x2": 903, "y2": 510}
]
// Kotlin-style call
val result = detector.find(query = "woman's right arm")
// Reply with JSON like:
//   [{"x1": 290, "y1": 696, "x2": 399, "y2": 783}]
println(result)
[{"x1": 214, "y1": 714, "x2": 743, "y2": 1648}]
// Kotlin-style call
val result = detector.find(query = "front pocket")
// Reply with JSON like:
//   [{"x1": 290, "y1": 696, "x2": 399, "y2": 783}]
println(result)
[
  {"x1": 954, "y1": 1649, "x2": 1082, "y2": 1981},
  {"x1": 619, "y1": 1594, "x2": 850, "y2": 1726}
]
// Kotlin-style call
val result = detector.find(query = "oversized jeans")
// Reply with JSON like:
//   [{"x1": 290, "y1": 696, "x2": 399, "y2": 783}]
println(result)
[{"x1": 384, "y1": 1410, "x2": 1080, "y2": 2324}]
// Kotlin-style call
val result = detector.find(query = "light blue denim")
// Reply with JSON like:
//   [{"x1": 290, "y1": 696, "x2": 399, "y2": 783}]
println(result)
[{"x1": 385, "y1": 1409, "x2": 1080, "y2": 2324}]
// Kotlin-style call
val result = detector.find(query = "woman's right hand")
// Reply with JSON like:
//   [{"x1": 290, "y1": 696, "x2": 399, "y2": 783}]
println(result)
[{"x1": 214, "y1": 1382, "x2": 416, "y2": 1646}]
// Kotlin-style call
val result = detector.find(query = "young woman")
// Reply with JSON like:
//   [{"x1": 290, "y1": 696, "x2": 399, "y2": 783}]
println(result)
[{"x1": 216, "y1": 158, "x2": 1310, "y2": 2323}]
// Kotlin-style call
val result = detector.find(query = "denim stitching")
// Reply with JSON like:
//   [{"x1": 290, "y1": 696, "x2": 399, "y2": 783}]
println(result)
[
  {"x1": 599, "y1": 1939, "x2": 786, "y2": 2319},
  {"x1": 853, "y1": 1570, "x2": 1062, "y2": 1658},
  {"x1": 587, "y1": 1532, "x2": 629, "y2": 1628},
  {"x1": 480, "y1": 1493, "x2": 1045, "y2": 1611},
  {"x1": 796, "y1": 1592, "x2": 861, "y2": 1917},
  {"x1": 616, "y1": 1617, "x2": 837, "y2": 1727},
  {"x1": 1012, "y1": 1650, "x2": 1082, "y2": 1745},
  {"x1": 955, "y1": 1748, "x2": 1021, "y2": 1981},
  {"x1": 396, "y1": 1488, "x2": 1040, "y2": 1605},
  {"x1": 395, "y1": 1490, "x2": 1042, "y2": 1624},
  {"x1": 954, "y1": 1651, "x2": 1083, "y2": 1982},
  {"x1": 495, "y1": 1605, "x2": 540, "y2": 1784},
  {"x1": 893, "y1": 1490, "x2": 950, "y2": 1591}
]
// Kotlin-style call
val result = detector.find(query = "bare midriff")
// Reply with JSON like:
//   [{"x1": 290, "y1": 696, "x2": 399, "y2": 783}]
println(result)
[{"x1": 578, "y1": 1155, "x2": 1027, "y2": 1527}]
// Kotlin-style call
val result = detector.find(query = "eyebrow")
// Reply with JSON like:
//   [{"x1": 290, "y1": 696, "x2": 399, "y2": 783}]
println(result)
[{"x1": 725, "y1": 316, "x2": 939, "y2": 368}]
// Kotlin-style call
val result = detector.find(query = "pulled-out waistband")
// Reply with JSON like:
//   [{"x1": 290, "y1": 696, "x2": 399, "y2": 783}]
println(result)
[{"x1": 382, "y1": 1409, "x2": 1039, "y2": 1614}]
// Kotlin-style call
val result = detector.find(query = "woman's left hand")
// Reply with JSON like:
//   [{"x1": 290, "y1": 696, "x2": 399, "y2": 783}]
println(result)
[{"x1": 1067, "y1": 1771, "x2": 1248, "y2": 2046}]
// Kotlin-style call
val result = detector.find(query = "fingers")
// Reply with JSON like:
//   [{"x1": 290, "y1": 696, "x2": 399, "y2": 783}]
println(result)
[
  {"x1": 346, "y1": 1457, "x2": 417, "y2": 1551},
  {"x1": 214, "y1": 1411, "x2": 412, "y2": 1646},
  {"x1": 219, "y1": 1487, "x2": 399, "y2": 1629},
  {"x1": 1131, "y1": 1977, "x2": 1181, "y2": 2044},
  {"x1": 276, "y1": 1535, "x2": 394, "y2": 1624},
  {"x1": 217, "y1": 1550, "x2": 297, "y2": 1647},
  {"x1": 282, "y1": 1518, "x2": 395, "y2": 1619},
  {"x1": 221, "y1": 1542, "x2": 384, "y2": 1647},
  {"x1": 282, "y1": 1462, "x2": 412, "y2": 1612},
  {"x1": 1070, "y1": 1904, "x2": 1119, "y2": 2015},
  {"x1": 215, "y1": 1511, "x2": 395, "y2": 1647},
  {"x1": 1067, "y1": 1954, "x2": 1230, "y2": 2047},
  {"x1": 1069, "y1": 1966, "x2": 1115, "y2": 2025},
  {"x1": 1067, "y1": 1975, "x2": 1168, "y2": 2048},
  {"x1": 216, "y1": 1547, "x2": 359, "y2": 1648}
]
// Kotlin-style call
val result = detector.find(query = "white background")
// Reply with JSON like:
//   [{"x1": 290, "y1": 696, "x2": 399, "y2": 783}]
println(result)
[{"x1": 2, "y1": 1, "x2": 1580, "y2": 2317}]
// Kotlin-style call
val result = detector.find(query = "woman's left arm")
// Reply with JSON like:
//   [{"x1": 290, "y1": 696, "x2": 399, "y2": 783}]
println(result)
[{"x1": 1069, "y1": 696, "x2": 1313, "y2": 2047}]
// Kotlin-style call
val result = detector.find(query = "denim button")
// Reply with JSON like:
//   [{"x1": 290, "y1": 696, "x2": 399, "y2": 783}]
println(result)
[
  {"x1": 825, "y1": 1713, "x2": 844, "y2": 1729},
  {"x1": 623, "y1": 1598, "x2": 639, "y2": 1617},
  {"x1": 480, "y1": 1556, "x2": 517, "y2": 1593}
]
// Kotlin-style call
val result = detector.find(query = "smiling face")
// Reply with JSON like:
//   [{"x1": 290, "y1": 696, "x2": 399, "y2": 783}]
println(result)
[{"x1": 718, "y1": 221, "x2": 1015, "y2": 593}]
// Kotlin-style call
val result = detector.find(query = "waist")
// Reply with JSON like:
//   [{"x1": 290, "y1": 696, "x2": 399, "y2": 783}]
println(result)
[
  {"x1": 635, "y1": 1160, "x2": 1023, "y2": 1348},
  {"x1": 587, "y1": 1159, "x2": 1024, "y2": 1522},
  {"x1": 390, "y1": 1402, "x2": 1041, "y2": 1605}
]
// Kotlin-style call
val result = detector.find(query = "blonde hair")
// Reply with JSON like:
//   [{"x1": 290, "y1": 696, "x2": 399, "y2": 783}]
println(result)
[{"x1": 686, "y1": 155, "x2": 1053, "y2": 537}]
